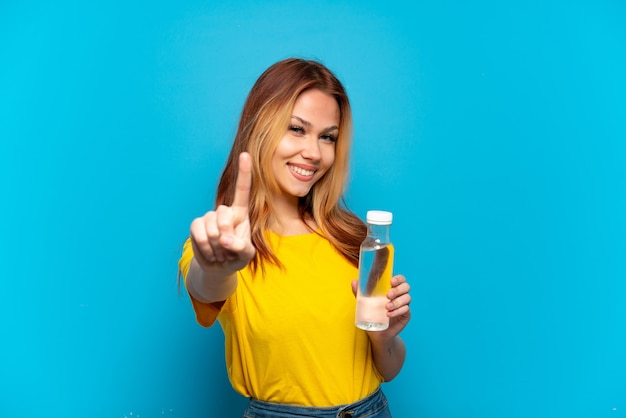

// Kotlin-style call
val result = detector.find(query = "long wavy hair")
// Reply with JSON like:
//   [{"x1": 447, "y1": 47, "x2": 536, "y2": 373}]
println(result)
[{"x1": 216, "y1": 58, "x2": 366, "y2": 273}]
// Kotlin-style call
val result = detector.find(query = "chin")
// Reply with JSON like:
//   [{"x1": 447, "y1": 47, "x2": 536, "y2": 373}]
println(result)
[
  {"x1": 293, "y1": 189, "x2": 312, "y2": 198},
  {"x1": 279, "y1": 178, "x2": 317, "y2": 199}
]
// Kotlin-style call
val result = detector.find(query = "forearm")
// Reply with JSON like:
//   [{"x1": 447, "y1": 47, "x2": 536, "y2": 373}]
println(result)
[
  {"x1": 370, "y1": 335, "x2": 406, "y2": 382},
  {"x1": 185, "y1": 257, "x2": 238, "y2": 303}
]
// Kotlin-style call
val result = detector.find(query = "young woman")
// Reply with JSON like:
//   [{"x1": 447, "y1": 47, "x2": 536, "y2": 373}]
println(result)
[{"x1": 178, "y1": 58, "x2": 411, "y2": 417}]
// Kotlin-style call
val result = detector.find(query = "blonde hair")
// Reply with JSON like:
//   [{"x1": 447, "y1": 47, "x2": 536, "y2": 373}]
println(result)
[{"x1": 216, "y1": 58, "x2": 366, "y2": 273}]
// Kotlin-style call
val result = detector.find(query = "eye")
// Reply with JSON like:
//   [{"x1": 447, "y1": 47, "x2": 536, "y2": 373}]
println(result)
[
  {"x1": 320, "y1": 134, "x2": 338, "y2": 143},
  {"x1": 289, "y1": 125, "x2": 305, "y2": 135}
]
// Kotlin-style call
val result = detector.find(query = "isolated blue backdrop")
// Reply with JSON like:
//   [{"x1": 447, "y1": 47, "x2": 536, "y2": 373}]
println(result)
[{"x1": 1, "y1": 1, "x2": 625, "y2": 417}]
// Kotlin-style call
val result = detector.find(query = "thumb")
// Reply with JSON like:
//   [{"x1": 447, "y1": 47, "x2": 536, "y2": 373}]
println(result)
[{"x1": 220, "y1": 233, "x2": 255, "y2": 258}]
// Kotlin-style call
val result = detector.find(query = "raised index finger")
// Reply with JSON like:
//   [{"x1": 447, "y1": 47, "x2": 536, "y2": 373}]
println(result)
[{"x1": 232, "y1": 152, "x2": 252, "y2": 209}]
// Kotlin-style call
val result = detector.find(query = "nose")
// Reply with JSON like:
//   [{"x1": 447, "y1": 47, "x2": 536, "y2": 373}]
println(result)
[{"x1": 301, "y1": 137, "x2": 321, "y2": 162}]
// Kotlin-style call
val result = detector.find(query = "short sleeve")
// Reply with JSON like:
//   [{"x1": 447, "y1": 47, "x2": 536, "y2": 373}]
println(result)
[{"x1": 178, "y1": 237, "x2": 221, "y2": 327}]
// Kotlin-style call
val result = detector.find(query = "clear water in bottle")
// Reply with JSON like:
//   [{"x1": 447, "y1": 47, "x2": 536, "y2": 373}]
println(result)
[{"x1": 355, "y1": 242, "x2": 394, "y2": 331}]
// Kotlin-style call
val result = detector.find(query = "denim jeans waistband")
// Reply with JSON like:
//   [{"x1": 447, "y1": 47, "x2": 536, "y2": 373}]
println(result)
[{"x1": 244, "y1": 387, "x2": 391, "y2": 417}]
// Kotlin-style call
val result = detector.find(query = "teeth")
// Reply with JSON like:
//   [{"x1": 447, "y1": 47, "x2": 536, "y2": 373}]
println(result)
[{"x1": 289, "y1": 164, "x2": 315, "y2": 176}]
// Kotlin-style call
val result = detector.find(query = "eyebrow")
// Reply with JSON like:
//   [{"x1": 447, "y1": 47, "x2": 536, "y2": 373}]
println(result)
[{"x1": 291, "y1": 115, "x2": 339, "y2": 133}]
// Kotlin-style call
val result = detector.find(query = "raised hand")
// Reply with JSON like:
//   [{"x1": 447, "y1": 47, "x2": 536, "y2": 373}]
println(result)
[{"x1": 190, "y1": 152, "x2": 256, "y2": 275}]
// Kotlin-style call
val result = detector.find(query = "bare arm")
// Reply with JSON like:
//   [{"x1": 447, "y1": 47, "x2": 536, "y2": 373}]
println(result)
[{"x1": 370, "y1": 334, "x2": 407, "y2": 382}]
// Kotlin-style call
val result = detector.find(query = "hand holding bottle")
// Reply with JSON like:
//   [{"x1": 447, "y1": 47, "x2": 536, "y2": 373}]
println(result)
[{"x1": 352, "y1": 274, "x2": 411, "y2": 345}]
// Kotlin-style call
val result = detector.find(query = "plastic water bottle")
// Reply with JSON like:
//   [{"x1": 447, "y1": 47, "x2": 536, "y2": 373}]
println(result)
[{"x1": 355, "y1": 210, "x2": 394, "y2": 331}]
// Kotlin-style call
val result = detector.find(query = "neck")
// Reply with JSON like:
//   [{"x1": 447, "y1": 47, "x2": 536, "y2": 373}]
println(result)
[{"x1": 269, "y1": 194, "x2": 317, "y2": 236}]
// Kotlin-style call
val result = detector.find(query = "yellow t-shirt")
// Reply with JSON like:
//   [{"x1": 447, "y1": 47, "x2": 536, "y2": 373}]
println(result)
[{"x1": 178, "y1": 231, "x2": 383, "y2": 406}]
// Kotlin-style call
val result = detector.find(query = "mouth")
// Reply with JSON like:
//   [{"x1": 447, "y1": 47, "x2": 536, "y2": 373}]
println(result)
[{"x1": 288, "y1": 163, "x2": 316, "y2": 179}]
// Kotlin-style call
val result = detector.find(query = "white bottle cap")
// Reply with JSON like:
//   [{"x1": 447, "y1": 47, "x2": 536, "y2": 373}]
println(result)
[{"x1": 366, "y1": 210, "x2": 393, "y2": 225}]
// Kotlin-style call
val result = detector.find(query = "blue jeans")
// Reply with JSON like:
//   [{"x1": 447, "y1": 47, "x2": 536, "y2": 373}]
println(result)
[{"x1": 242, "y1": 387, "x2": 392, "y2": 417}]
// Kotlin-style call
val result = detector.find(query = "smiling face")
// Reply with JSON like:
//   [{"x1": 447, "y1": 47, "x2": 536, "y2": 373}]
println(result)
[{"x1": 270, "y1": 88, "x2": 340, "y2": 204}]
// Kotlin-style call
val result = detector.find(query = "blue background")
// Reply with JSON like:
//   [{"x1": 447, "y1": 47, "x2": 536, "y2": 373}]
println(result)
[{"x1": 1, "y1": 1, "x2": 625, "y2": 417}]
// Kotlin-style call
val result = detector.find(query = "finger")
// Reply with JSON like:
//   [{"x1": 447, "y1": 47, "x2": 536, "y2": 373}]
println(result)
[
  {"x1": 216, "y1": 204, "x2": 235, "y2": 238},
  {"x1": 387, "y1": 282, "x2": 411, "y2": 301},
  {"x1": 388, "y1": 305, "x2": 411, "y2": 320},
  {"x1": 190, "y1": 217, "x2": 213, "y2": 263},
  {"x1": 391, "y1": 274, "x2": 407, "y2": 287},
  {"x1": 220, "y1": 232, "x2": 255, "y2": 259},
  {"x1": 386, "y1": 293, "x2": 412, "y2": 312},
  {"x1": 190, "y1": 216, "x2": 222, "y2": 267},
  {"x1": 215, "y1": 205, "x2": 253, "y2": 260},
  {"x1": 203, "y1": 211, "x2": 226, "y2": 263},
  {"x1": 232, "y1": 152, "x2": 252, "y2": 210}
]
